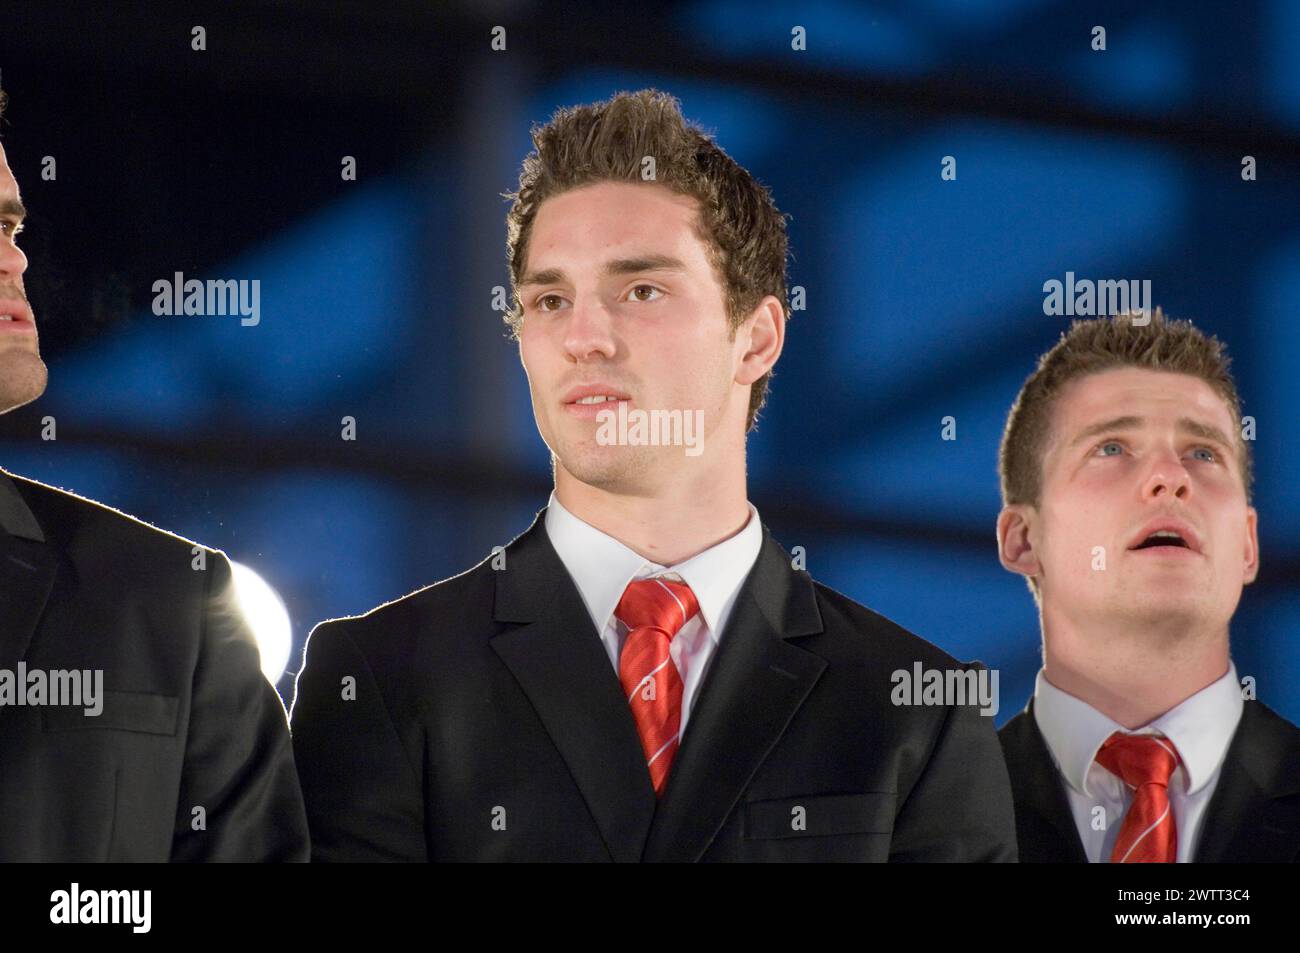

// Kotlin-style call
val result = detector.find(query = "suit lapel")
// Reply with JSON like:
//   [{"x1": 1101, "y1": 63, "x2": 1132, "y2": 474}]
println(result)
[
  {"x1": 0, "y1": 471, "x2": 56, "y2": 671},
  {"x1": 489, "y1": 511, "x2": 656, "y2": 863},
  {"x1": 1001, "y1": 700, "x2": 1088, "y2": 863},
  {"x1": 640, "y1": 529, "x2": 826, "y2": 863},
  {"x1": 1194, "y1": 700, "x2": 1300, "y2": 862}
]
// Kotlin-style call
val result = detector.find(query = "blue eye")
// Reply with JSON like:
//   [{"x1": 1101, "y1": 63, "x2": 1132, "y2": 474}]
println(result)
[
  {"x1": 1191, "y1": 447, "x2": 1216, "y2": 462},
  {"x1": 1097, "y1": 441, "x2": 1123, "y2": 456}
]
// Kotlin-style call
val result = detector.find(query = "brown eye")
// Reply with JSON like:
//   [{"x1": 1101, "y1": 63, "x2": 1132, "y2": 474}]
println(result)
[{"x1": 629, "y1": 285, "x2": 662, "y2": 302}]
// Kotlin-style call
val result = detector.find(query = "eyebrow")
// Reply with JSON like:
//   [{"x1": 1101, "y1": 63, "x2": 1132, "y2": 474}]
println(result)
[
  {"x1": 520, "y1": 254, "x2": 688, "y2": 288},
  {"x1": 1069, "y1": 415, "x2": 1236, "y2": 455},
  {"x1": 0, "y1": 199, "x2": 26, "y2": 222}
]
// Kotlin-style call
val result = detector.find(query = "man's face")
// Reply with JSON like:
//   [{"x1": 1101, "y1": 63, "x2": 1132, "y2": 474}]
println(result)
[
  {"x1": 0, "y1": 141, "x2": 44, "y2": 414},
  {"x1": 517, "y1": 180, "x2": 759, "y2": 493},
  {"x1": 1031, "y1": 367, "x2": 1258, "y2": 634}
]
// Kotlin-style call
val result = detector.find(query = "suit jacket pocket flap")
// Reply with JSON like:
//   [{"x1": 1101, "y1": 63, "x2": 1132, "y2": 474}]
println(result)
[
  {"x1": 41, "y1": 689, "x2": 180, "y2": 736},
  {"x1": 745, "y1": 792, "x2": 897, "y2": 839}
]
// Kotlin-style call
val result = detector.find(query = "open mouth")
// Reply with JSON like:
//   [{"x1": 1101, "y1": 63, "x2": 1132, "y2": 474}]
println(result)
[{"x1": 1131, "y1": 531, "x2": 1191, "y2": 551}]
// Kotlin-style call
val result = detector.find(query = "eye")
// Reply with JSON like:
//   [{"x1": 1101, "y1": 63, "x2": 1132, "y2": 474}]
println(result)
[
  {"x1": 0, "y1": 221, "x2": 21, "y2": 240},
  {"x1": 627, "y1": 284, "x2": 663, "y2": 303},
  {"x1": 1095, "y1": 440, "x2": 1124, "y2": 457},
  {"x1": 534, "y1": 293, "x2": 568, "y2": 313},
  {"x1": 1190, "y1": 446, "x2": 1216, "y2": 463}
]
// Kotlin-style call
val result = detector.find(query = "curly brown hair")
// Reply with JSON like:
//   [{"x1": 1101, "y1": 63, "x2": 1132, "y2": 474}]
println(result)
[{"x1": 502, "y1": 88, "x2": 791, "y2": 431}]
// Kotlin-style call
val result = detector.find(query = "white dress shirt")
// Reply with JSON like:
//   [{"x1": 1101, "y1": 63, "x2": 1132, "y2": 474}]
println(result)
[
  {"x1": 1032, "y1": 661, "x2": 1244, "y2": 863},
  {"x1": 542, "y1": 490, "x2": 763, "y2": 739}
]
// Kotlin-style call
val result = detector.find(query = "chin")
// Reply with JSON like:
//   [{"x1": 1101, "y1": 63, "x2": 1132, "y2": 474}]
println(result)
[
  {"x1": 558, "y1": 443, "x2": 657, "y2": 493},
  {"x1": 0, "y1": 350, "x2": 48, "y2": 413},
  {"x1": 1114, "y1": 587, "x2": 1209, "y2": 632}
]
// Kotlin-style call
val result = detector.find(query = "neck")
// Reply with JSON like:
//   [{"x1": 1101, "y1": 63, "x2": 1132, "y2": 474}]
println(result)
[
  {"x1": 554, "y1": 454, "x2": 750, "y2": 566},
  {"x1": 1040, "y1": 607, "x2": 1230, "y2": 729}
]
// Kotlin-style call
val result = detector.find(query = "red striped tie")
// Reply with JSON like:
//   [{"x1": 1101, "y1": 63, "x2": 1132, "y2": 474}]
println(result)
[
  {"x1": 1095, "y1": 732, "x2": 1182, "y2": 863},
  {"x1": 614, "y1": 578, "x2": 700, "y2": 797}
]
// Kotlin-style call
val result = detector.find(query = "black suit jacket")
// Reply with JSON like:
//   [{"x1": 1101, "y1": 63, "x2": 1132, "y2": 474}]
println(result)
[
  {"x1": 291, "y1": 508, "x2": 1017, "y2": 861},
  {"x1": 999, "y1": 695, "x2": 1300, "y2": 862},
  {"x1": 0, "y1": 469, "x2": 309, "y2": 861}
]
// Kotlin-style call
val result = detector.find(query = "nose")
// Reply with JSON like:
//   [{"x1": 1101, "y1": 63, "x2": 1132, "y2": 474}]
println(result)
[
  {"x1": 1141, "y1": 448, "x2": 1191, "y2": 502},
  {"x1": 0, "y1": 228, "x2": 27, "y2": 281},
  {"x1": 562, "y1": 294, "x2": 617, "y2": 363}
]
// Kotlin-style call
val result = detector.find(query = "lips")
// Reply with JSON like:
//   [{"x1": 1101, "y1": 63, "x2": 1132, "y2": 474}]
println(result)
[
  {"x1": 561, "y1": 383, "x2": 632, "y2": 406},
  {"x1": 0, "y1": 298, "x2": 35, "y2": 335},
  {"x1": 1127, "y1": 517, "x2": 1202, "y2": 554},
  {"x1": 559, "y1": 383, "x2": 632, "y2": 422}
]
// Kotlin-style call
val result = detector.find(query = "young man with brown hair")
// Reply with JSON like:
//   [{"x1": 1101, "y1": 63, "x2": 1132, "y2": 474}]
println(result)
[
  {"x1": 996, "y1": 309, "x2": 1300, "y2": 862},
  {"x1": 0, "y1": 89, "x2": 308, "y2": 861},
  {"x1": 292, "y1": 88, "x2": 1017, "y2": 862}
]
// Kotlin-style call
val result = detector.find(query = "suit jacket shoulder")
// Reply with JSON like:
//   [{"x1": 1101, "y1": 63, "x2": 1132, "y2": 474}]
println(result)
[
  {"x1": 7, "y1": 469, "x2": 222, "y2": 581},
  {"x1": 811, "y1": 580, "x2": 983, "y2": 670}
]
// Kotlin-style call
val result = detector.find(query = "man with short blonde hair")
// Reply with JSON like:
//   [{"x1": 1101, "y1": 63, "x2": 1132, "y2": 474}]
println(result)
[{"x1": 996, "y1": 310, "x2": 1300, "y2": 863}]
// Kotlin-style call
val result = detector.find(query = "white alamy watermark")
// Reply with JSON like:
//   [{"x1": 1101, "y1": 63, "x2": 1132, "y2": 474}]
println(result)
[
  {"x1": 1042, "y1": 271, "x2": 1151, "y2": 321},
  {"x1": 0, "y1": 663, "x2": 103, "y2": 716},
  {"x1": 596, "y1": 403, "x2": 704, "y2": 457},
  {"x1": 152, "y1": 271, "x2": 261, "y2": 326},
  {"x1": 50, "y1": 883, "x2": 151, "y2": 934},
  {"x1": 890, "y1": 662, "x2": 999, "y2": 716}
]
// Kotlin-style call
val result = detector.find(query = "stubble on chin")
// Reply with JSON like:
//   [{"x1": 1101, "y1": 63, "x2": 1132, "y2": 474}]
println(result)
[
  {"x1": 0, "y1": 349, "x2": 48, "y2": 414},
  {"x1": 1099, "y1": 581, "x2": 1216, "y2": 649},
  {"x1": 557, "y1": 441, "x2": 657, "y2": 495}
]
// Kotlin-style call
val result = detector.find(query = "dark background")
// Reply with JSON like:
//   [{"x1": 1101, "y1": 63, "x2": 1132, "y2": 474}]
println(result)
[{"x1": 1, "y1": 0, "x2": 1296, "y2": 725}]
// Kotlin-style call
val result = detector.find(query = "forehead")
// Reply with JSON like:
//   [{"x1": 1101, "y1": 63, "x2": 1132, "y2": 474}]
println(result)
[
  {"x1": 0, "y1": 142, "x2": 13, "y2": 183},
  {"x1": 1050, "y1": 367, "x2": 1236, "y2": 438},
  {"x1": 527, "y1": 181, "x2": 707, "y2": 266}
]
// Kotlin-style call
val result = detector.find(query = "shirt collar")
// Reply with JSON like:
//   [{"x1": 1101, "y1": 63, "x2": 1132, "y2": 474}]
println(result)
[
  {"x1": 1033, "y1": 660, "x2": 1243, "y2": 797},
  {"x1": 542, "y1": 490, "x2": 763, "y2": 641}
]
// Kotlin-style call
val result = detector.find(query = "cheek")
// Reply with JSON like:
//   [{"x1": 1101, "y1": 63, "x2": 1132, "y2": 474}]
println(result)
[
  {"x1": 517, "y1": 325, "x2": 549, "y2": 374},
  {"x1": 1039, "y1": 507, "x2": 1110, "y2": 572},
  {"x1": 639, "y1": 320, "x2": 729, "y2": 388},
  {"x1": 1211, "y1": 509, "x2": 1249, "y2": 563}
]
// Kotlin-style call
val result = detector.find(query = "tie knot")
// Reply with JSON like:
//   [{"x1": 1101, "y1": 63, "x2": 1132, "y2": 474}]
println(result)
[
  {"x1": 615, "y1": 578, "x2": 699, "y2": 639},
  {"x1": 1095, "y1": 732, "x2": 1181, "y2": 789}
]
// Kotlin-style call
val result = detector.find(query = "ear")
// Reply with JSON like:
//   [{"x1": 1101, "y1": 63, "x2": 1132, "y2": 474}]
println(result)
[
  {"x1": 1242, "y1": 505, "x2": 1260, "y2": 585},
  {"x1": 734, "y1": 294, "x2": 785, "y2": 386},
  {"x1": 997, "y1": 504, "x2": 1042, "y2": 580}
]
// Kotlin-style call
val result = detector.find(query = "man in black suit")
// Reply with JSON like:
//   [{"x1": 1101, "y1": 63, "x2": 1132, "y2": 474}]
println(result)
[
  {"x1": 996, "y1": 310, "x2": 1300, "y2": 862},
  {"x1": 0, "y1": 90, "x2": 308, "y2": 861},
  {"x1": 291, "y1": 89, "x2": 1016, "y2": 862}
]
